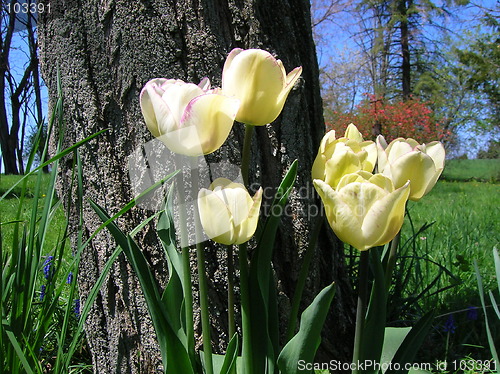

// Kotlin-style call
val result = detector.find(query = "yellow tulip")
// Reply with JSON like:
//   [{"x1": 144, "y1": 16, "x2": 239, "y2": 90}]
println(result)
[
  {"x1": 377, "y1": 136, "x2": 445, "y2": 201},
  {"x1": 198, "y1": 178, "x2": 263, "y2": 245},
  {"x1": 140, "y1": 78, "x2": 240, "y2": 156},
  {"x1": 312, "y1": 125, "x2": 377, "y2": 189},
  {"x1": 314, "y1": 172, "x2": 410, "y2": 251},
  {"x1": 221, "y1": 48, "x2": 302, "y2": 126}
]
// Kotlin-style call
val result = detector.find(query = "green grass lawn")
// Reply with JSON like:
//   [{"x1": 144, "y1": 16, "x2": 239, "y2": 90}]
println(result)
[
  {"x1": 0, "y1": 173, "x2": 68, "y2": 255},
  {"x1": 402, "y1": 180, "x2": 499, "y2": 298},
  {"x1": 441, "y1": 158, "x2": 500, "y2": 182},
  {"x1": 397, "y1": 160, "x2": 499, "y2": 362}
]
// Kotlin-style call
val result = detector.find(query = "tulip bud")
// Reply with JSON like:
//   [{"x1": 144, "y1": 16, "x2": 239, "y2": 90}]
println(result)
[
  {"x1": 140, "y1": 78, "x2": 240, "y2": 156},
  {"x1": 314, "y1": 172, "x2": 410, "y2": 251},
  {"x1": 222, "y1": 48, "x2": 302, "y2": 126},
  {"x1": 198, "y1": 178, "x2": 263, "y2": 245},
  {"x1": 377, "y1": 136, "x2": 445, "y2": 201},
  {"x1": 312, "y1": 125, "x2": 377, "y2": 189}
]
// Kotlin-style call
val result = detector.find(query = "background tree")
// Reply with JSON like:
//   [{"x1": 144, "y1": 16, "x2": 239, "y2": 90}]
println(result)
[
  {"x1": 38, "y1": 0, "x2": 355, "y2": 372},
  {"x1": 0, "y1": 0, "x2": 44, "y2": 174},
  {"x1": 312, "y1": 0, "x2": 500, "y2": 155},
  {"x1": 455, "y1": 8, "x2": 500, "y2": 132}
]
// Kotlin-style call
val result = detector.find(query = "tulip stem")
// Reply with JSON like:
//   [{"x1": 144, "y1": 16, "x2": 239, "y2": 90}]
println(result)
[
  {"x1": 352, "y1": 250, "x2": 370, "y2": 373},
  {"x1": 227, "y1": 244, "x2": 236, "y2": 341},
  {"x1": 174, "y1": 174, "x2": 196, "y2": 364},
  {"x1": 241, "y1": 124, "x2": 255, "y2": 186},
  {"x1": 384, "y1": 231, "x2": 401, "y2": 291},
  {"x1": 239, "y1": 242, "x2": 253, "y2": 374},
  {"x1": 190, "y1": 157, "x2": 214, "y2": 374},
  {"x1": 285, "y1": 213, "x2": 323, "y2": 343},
  {"x1": 196, "y1": 240, "x2": 214, "y2": 374}
]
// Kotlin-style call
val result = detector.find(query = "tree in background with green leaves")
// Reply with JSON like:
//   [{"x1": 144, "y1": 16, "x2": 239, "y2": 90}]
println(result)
[
  {"x1": 455, "y1": 10, "x2": 500, "y2": 133},
  {"x1": 313, "y1": 0, "x2": 500, "y2": 155}
]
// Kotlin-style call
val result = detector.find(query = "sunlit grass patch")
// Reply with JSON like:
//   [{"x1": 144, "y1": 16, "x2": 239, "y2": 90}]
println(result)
[{"x1": 442, "y1": 159, "x2": 500, "y2": 182}]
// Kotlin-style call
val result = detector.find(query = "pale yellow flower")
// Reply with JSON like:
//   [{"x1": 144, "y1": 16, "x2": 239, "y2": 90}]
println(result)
[
  {"x1": 314, "y1": 171, "x2": 410, "y2": 251},
  {"x1": 377, "y1": 136, "x2": 445, "y2": 201},
  {"x1": 140, "y1": 78, "x2": 239, "y2": 156},
  {"x1": 222, "y1": 48, "x2": 302, "y2": 126},
  {"x1": 312, "y1": 125, "x2": 377, "y2": 189},
  {"x1": 198, "y1": 178, "x2": 263, "y2": 245}
]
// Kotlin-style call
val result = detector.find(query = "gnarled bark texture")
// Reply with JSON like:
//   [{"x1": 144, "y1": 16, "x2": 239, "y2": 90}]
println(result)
[{"x1": 38, "y1": 1, "x2": 355, "y2": 372}]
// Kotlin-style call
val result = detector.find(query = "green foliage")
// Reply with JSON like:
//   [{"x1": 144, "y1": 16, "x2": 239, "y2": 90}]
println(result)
[
  {"x1": 90, "y1": 191, "x2": 197, "y2": 374},
  {"x1": 277, "y1": 283, "x2": 335, "y2": 374},
  {"x1": 393, "y1": 178, "x2": 499, "y2": 362},
  {"x1": 474, "y1": 248, "x2": 499, "y2": 367},
  {"x1": 402, "y1": 179, "x2": 498, "y2": 301},
  {"x1": 0, "y1": 79, "x2": 93, "y2": 373},
  {"x1": 455, "y1": 13, "x2": 500, "y2": 129},
  {"x1": 477, "y1": 140, "x2": 500, "y2": 160}
]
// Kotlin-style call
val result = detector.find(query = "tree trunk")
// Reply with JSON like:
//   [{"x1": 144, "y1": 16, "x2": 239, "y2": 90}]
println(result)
[
  {"x1": 0, "y1": 2, "x2": 19, "y2": 175},
  {"x1": 38, "y1": 1, "x2": 355, "y2": 372},
  {"x1": 399, "y1": 0, "x2": 411, "y2": 100}
]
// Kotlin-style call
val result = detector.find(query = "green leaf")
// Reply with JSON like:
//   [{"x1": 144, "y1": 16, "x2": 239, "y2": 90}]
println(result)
[
  {"x1": 90, "y1": 199, "x2": 194, "y2": 374},
  {"x1": 380, "y1": 327, "x2": 411, "y2": 367},
  {"x1": 158, "y1": 208, "x2": 186, "y2": 337},
  {"x1": 277, "y1": 283, "x2": 336, "y2": 374},
  {"x1": 219, "y1": 334, "x2": 239, "y2": 374},
  {"x1": 474, "y1": 259, "x2": 499, "y2": 366},
  {"x1": 248, "y1": 160, "x2": 298, "y2": 372},
  {"x1": 5, "y1": 328, "x2": 35, "y2": 374},
  {"x1": 493, "y1": 247, "x2": 500, "y2": 293},
  {"x1": 385, "y1": 310, "x2": 435, "y2": 374}
]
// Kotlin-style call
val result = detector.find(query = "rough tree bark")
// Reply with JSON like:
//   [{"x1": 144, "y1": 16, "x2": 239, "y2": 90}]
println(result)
[{"x1": 38, "y1": 1, "x2": 355, "y2": 372}]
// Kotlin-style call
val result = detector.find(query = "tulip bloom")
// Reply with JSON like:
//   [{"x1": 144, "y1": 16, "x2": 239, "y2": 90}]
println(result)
[
  {"x1": 377, "y1": 136, "x2": 445, "y2": 201},
  {"x1": 312, "y1": 125, "x2": 377, "y2": 189},
  {"x1": 222, "y1": 48, "x2": 302, "y2": 126},
  {"x1": 140, "y1": 78, "x2": 240, "y2": 156},
  {"x1": 314, "y1": 171, "x2": 410, "y2": 251},
  {"x1": 198, "y1": 178, "x2": 263, "y2": 245}
]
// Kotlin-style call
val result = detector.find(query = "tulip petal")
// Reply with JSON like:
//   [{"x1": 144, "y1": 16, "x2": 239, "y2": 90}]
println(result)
[
  {"x1": 162, "y1": 82, "x2": 204, "y2": 128},
  {"x1": 388, "y1": 151, "x2": 436, "y2": 200},
  {"x1": 368, "y1": 173, "x2": 394, "y2": 192},
  {"x1": 215, "y1": 187, "x2": 253, "y2": 228},
  {"x1": 360, "y1": 141, "x2": 377, "y2": 172},
  {"x1": 157, "y1": 125, "x2": 204, "y2": 156},
  {"x1": 222, "y1": 48, "x2": 301, "y2": 126},
  {"x1": 387, "y1": 140, "x2": 414, "y2": 164},
  {"x1": 376, "y1": 135, "x2": 389, "y2": 172},
  {"x1": 178, "y1": 94, "x2": 239, "y2": 155},
  {"x1": 314, "y1": 180, "x2": 365, "y2": 249},
  {"x1": 345, "y1": 123, "x2": 363, "y2": 142},
  {"x1": 140, "y1": 80, "x2": 176, "y2": 137},
  {"x1": 424, "y1": 141, "x2": 446, "y2": 170},
  {"x1": 234, "y1": 187, "x2": 263, "y2": 244},
  {"x1": 198, "y1": 189, "x2": 235, "y2": 245},
  {"x1": 223, "y1": 48, "x2": 244, "y2": 73},
  {"x1": 337, "y1": 182, "x2": 387, "y2": 224},
  {"x1": 209, "y1": 178, "x2": 242, "y2": 190},
  {"x1": 361, "y1": 181, "x2": 410, "y2": 248},
  {"x1": 324, "y1": 146, "x2": 363, "y2": 188},
  {"x1": 198, "y1": 77, "x2": 211, "y2": 91}
]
